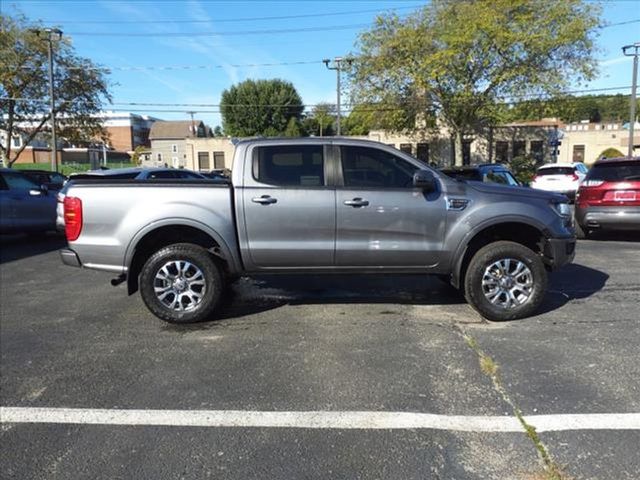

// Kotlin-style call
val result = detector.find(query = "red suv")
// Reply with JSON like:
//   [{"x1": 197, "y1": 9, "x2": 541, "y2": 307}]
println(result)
[{"x1": 574, "y1": 157, "x2": 640, "y2": 238}]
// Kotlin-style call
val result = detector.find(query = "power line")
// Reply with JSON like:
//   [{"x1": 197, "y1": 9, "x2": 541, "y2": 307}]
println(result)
[
  {"x1": 61, "y1": 19, "x2": 640, "y2": 37},
  {"x1": 65, "y1": 23, "x2": 370, "y2": 37},
  {"x1": 38, "y1": 5, "x2": 424, "y2": 25},
  {"x1": 3, "y1": 86, "x2": 634, "y2": 110}
]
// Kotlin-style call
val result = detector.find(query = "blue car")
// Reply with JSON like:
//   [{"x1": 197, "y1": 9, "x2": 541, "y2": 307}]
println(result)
[{"x1": 0, "y1": 168, "x2": 57, "y2": 234}]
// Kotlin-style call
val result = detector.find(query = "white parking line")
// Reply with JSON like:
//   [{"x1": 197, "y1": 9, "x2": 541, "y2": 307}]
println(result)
[{"x1": 2, "y1": 407, "x2": 640, "y2": 432}]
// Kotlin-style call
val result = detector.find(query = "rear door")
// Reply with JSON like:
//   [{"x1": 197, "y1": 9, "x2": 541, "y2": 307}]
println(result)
[
  {"x1": 241, "y1": 143, "x2": 335, "y2": 268},
  {"x1": 0, "y1": 174, "x2": 15, "y2": 232},
  {"x1": 1, "y1": 171, "x2": 55, "y2": 231},
  {"x1": 334, "y1": 144, "x2": 447, "y2": 268}
]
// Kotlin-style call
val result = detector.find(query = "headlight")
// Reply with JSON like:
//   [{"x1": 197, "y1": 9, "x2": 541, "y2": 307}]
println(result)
[{"x1": 552, "y1": 202, "x2": 571, "y2": 218}]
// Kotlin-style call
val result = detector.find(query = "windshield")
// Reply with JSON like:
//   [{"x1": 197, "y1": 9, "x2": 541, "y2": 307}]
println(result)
[{"x1": 586, "y1": 162, "x2": 640, "y2": 182}]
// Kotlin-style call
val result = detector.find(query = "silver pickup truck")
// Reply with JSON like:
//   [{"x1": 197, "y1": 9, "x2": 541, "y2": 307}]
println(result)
[{"x1": 60, "y1": 138, "x2": 576, "y2": 323}]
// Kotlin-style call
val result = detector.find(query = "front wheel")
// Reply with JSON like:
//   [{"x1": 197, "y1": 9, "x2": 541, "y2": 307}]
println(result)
[
  {"x1": 464, "y1": 241, "x2": 548, "y2": 321},
  {"x1": 139, "y1": 243, "x2": 224, "y2": 323}
]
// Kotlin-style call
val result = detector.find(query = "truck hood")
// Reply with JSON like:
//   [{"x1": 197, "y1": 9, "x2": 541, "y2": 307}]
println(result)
[{"x1": 466, "y1": 181, "x2": 568, "y2": 203}]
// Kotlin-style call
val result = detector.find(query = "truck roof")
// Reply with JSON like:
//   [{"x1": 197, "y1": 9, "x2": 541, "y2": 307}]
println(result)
[{"x1": 233, "y1": 137, "x2": 401, "y2": 148}]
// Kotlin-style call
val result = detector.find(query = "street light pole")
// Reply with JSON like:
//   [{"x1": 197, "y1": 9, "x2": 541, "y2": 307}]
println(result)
[
  {"x1": 323, "y1": 57, "x2": 352, "y2": 136},
  {"x1": 622, "y1": 42, "x2": 640, "y2": 158},
  {"x1": 36, "y1": 28, "x2": 63, "y2": 172}
]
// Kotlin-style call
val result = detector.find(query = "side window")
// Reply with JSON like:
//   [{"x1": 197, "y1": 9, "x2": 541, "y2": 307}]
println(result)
[
  {"x1": 0, "y1": 174, "x2": 8, "y2": 190},
  {"x1": 3, "y1": 172, "x2": 39, "y2": 189},
  {"x1": 341, "y1": 146, "x2": 418, "y2": 188},
  {"x1": 148, "y1": 171, "x2": 176, "y2": 179},
  {"x1": 253, "y1": 145, "x2": 324, "y2": 187},
  {"x1": 485, "y1": 170, "x2": 518, "y2": 186}
]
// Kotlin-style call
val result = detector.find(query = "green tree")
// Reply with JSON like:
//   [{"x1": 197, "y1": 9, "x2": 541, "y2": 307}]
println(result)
[
  {"x1": 212, "y1": 125, "x2": 224, "y2": 137},
  {"x1": 220, "y1": 79, "x2": 304, "y2": 137},
  {"x1": 283, "y1": 117, "x2": 303, "y2": 137},
  {"x1": 302, "y1": 102, "x2": 336, "y2": 136},
  {"x1": 350, "y1": 0, "x2": 600, "y2": 165},
  {"x1": 0, "y1": 13, "x2": 111, "y2": 167}
]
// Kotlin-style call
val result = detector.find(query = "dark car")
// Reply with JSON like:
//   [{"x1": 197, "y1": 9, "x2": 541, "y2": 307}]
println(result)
[
  {"x1": 574, "y1": 156, "x2": 640, "y2": 238},
  {"x1": 200, "y1": 169, "x2": 231, "y2": 183},
  {"x1": 20, "y1": 169, "x2": 67, "y2": 191},
  {"x1": 440, "y1": 163, "x2": 520, "y2": 186},
  {"x1": 0, "y1": 168, "x2": 57, "y2": 234},
  {"x1": 69, "y1": 167, "x2": 207, "y2": 180}
]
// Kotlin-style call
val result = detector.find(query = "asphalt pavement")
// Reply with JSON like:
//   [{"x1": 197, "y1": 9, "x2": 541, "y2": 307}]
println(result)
[{"x1": 1, "y1": 232, "x2": 639, "y2": 479}]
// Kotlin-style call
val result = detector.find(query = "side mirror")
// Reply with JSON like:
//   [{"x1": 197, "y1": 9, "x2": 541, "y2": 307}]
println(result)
[{"x1": 413, "y1": 170, "x2": 437, "y2": 192}]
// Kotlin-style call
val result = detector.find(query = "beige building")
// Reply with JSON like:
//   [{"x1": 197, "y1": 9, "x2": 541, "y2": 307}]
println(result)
[
  {"x1": 184, "y1": 137, "x2": 234, "y2": 172},
  {"x1": 557, "y1": 121, "x2": 639, "y2": 166}
]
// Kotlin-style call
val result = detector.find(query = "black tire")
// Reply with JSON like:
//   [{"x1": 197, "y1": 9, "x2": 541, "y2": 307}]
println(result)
[
  {"x1": 575, "y1": 221, "x2": 590, "y2": 239},
  {"x1": 139, "y1": 243, "x2": 223, "y2": 323},
  {"x1": 464, "y1": 241, "x2": 547, "y2": 321}
]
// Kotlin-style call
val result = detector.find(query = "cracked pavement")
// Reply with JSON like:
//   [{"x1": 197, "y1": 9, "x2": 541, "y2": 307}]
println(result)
[{"x1": 1, "y1": 233, "x2": 639, "y2": 479}]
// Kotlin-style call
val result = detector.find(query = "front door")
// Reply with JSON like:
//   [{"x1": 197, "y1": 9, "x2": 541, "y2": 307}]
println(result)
[
  {"x1": 335, "y1": 145, "x2": 447, "y2": 268},
  {"x1": 241, "y1": 144, "x2": 335, "y2": 269}
]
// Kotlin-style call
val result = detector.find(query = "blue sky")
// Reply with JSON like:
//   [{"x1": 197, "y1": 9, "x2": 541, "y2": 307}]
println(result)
[{"x1": 4, "y1": 0, "x2": 640, "y2": 127}]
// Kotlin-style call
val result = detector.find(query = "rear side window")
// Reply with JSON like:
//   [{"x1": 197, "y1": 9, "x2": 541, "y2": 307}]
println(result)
[
  {"x1": 586, "y1": 162, "x2": 640, "y2": 182},
  {"x1": 537, "y1": 167, "x2": 575, "y2": 176},
  {"x1": 2, "y1": 172, "x2": 39, "y2": 189},
  {"x1": 485, "y1": 170, "x2": 519, "y2": 186},
  {"x1": 253, "y1": 145, "x2": 324, "y2": 186}
]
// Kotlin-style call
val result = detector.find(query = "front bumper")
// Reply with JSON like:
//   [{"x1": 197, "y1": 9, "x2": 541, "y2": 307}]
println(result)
[
  {"x1": 60, "y1": 248, "x2": 82, "y2": 268},
  {"x1": 544, "y1": 237, "x2": 576, "y2": 270}
]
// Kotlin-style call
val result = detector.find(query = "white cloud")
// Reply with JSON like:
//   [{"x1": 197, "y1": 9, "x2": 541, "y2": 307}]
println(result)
[{"x1": 599, "y1": 56, "x2": 632, "y2": 67}]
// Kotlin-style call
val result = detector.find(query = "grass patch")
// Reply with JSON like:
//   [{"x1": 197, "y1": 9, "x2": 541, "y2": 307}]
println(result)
[
  {"x1": 457, "y1": 326, "x2": 572, "y2": 480},
  {"x1": 12, "y1": 162, "x2": 136, "y2": 176}
]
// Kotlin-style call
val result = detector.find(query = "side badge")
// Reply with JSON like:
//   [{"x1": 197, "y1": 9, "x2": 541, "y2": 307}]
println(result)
[{"x1": 447, "y1": 198, "x2": 470, "y2": 211}]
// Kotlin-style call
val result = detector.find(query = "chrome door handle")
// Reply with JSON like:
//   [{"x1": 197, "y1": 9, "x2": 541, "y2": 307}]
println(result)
[
  {"x1": 252, "y1": 195, "x2": 277, "y2": 205},
  {"x1": 344, "y1": 198, "x2": 369, "y2": 207}
]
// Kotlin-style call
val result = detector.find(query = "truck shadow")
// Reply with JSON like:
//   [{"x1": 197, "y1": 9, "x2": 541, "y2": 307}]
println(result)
[
  {"x1": 0, "y1": 233, "x2": 67, "y2": 264},
  {"x1": 213, "y1": 274, "x2": 466, "y2": 321},
  {"x1": 582, "y1": 231, "x2": 640, "y2": 242},
  {"x1": 204, "y1": 263, "x2": 607, "y2": 323},
  {"x1": 539, "y1": 263, "x2": 609, "y2": 315}
]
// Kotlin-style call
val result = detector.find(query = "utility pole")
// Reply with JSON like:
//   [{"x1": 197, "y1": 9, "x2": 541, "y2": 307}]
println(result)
[
  {"x1": 323, "y1": 57, "x2": 352, "y2": 136},
  {"x1": 187, "y1": 111, "x2": 196, "y2": 137},
  {"x1": 622, "y1": 42, "x2": 640, "y2": 158},
  {"x1": 35, "y1": 28, "x2": 63, "y2": 172}
]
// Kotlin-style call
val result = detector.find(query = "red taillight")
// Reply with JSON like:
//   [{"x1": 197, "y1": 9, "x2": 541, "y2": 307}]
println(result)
[
  {"x1": 571, "y1": 173, "x2": 579, "y2": 181},
  {"x1": 532, "y1": 175, "x2": 539, "y2": 182},
  {"x1": 64, "y1": 196, "x2": 83, "y2": 241}
]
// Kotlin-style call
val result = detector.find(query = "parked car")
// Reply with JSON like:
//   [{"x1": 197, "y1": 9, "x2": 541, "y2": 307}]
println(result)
[
  {"x1": 69, "y1": 167, "x2": 207, "y2": 181},
  {"x1": 20, "y1": 169, "x2": 67, "y2": 191},
  {"x1": 440, "y1": 164, "x2": 520, "y2": 186},
  {"x1": 56, "y1": 168, "x2": 209, "y2": 231},
  {"x1": 200, "y1": 170, "x2": 231, "y2": 183},
  {"x1": 0, "y1": 168, "x2": 57, "y2": 234},
  {"x1": 530, "y1": 162, "x2": 588, "y2": 200},
  {"x1": 574, "y1": 156, "x2": 640, "y2": 238},
  {"x1": 60, "y1": 138, "x2": 575, "y2": 323}
]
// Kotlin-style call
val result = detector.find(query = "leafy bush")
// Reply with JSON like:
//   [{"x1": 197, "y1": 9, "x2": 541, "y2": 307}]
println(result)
[
  {"x1": 597, "y1": 148, "x2": 624, "y2": 161},
  {"x1": 509, "y1": 155, "x2": 538, "y2": 185}
]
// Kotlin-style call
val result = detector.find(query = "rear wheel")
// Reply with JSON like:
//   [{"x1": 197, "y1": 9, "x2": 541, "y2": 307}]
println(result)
[
  {"x1": 464, "y1": 241, "x2": 547, "y2": 321},
  {"x1": 140, "y1": 243, "x2": 223, "y2": 323}
]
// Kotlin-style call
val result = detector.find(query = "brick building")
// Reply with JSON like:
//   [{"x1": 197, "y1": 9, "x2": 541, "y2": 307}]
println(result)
[{"x1": 100, "y1": 111, "x2": 160, "y2": 152}]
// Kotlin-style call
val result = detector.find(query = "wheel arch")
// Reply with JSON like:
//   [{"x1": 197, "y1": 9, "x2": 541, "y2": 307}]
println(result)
[
  {"x1": 450, "y1": 220, "x2": 548, "y2": 290},
  {"x1": 125, "y1": 220, "x2": 240, "y2": 295}
]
